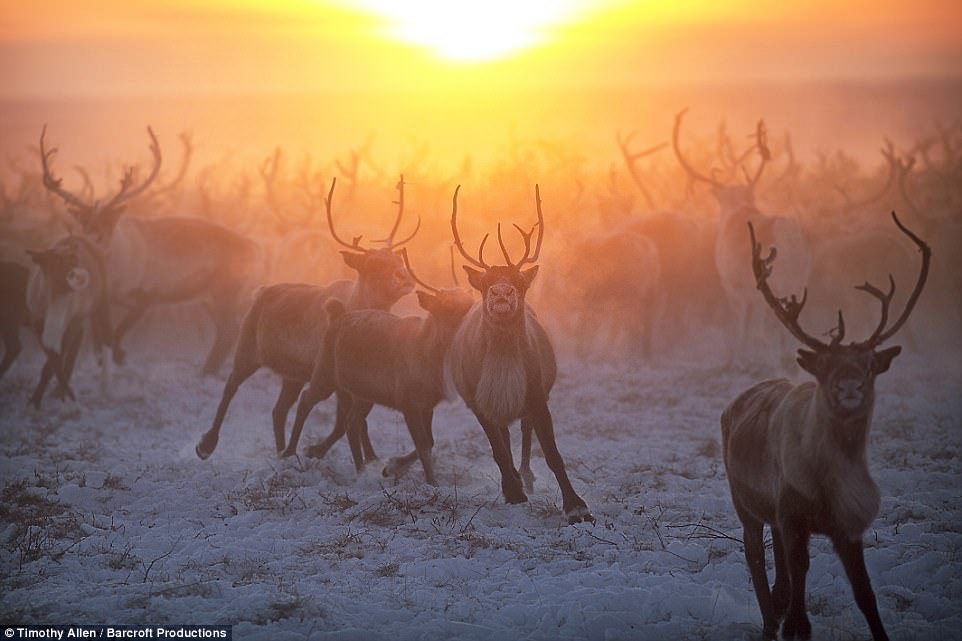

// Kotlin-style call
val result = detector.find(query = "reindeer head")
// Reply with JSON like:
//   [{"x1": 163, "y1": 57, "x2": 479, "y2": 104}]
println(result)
[
  {"x1": 672, "y1": 108, "x2": 769, "y2": 213},
  {"x1": 450, "y1": 185, "x2": 544, "y2": 328},
  {"x1": 27, "y1": 237, "x2": 89, "y2": 297},
  {"x1": 39, "y1": 126, "x2": 162, "y2": 245},
  {"x1": 325, "y1": 176, "x2": 417, "y2": 307},
  {"x1": 749, "y1": 212, "x2": 930, "y2": 417},
  {"x1": 399, "y1": 248, "x2": 475, "y2": 326}
]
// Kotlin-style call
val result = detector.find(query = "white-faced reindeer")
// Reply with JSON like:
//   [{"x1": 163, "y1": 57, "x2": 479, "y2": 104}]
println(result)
[
  {"x1": 721, "y1": 212, "x2": 930, "y2": 641},
  {"x1": 446, "y1": 185, "x2": 593, "y2": 524},
  {"x1": 283, "y1": 250, "x2": 475, "y2": 483},
  {"x1": 39, "y1": 126, "x2": 263, "y2": 375},
  {"x1": 24, "y1": 235, "x2": 109, "y2": 408},
  {"x1": 195, "y1": 177, "x2": 418, "y2": 460},
  {"x1": 673, "y1": 109, "x2": 812, "y2": 365}
]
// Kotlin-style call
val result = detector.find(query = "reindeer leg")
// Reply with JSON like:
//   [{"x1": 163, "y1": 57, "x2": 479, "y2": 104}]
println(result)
[
  {"x1": 111, "y1": 295, "x2": 151, "y2": 366},
  {"x1": 195, "y1": 358, "x2": 260, "y2": 460},
  {"x1": 305, "y1": 389, "x2": 351, "y2": 460},
  {"x1": 53, "y1": 320, "x2": 83, "y2": 401},
  {"x1": 778, "y1": 490, "x2": 813, "y2": 640},
  {"x1": 284, "y1": 376, "x2": 339, "y2": 458},
  {"x1": 526, "y1": 396, "x2": 592, "y2": 524},
  {"x1": 352, "y1": 401, "x2": 377, "y2": 463},
  {"x1": 29, "y1": 352, "x2": 59, "y2": 409},
  {"x1": 771, "y1": 528, "x2": 790, "y2": 620},
  {"x1": 832, "y1": 535, "x2": 889, "y2": 641},
  {"x1": 520, "y1": 417, "x2": 535, "y2": 492},
  {"x1": 272, "y1": 378, "x2": 304, "y2": 455},
  {"x1": 341, "y1": 392, "x2": 366, "y2": 473},
  {"x1": 736, "y1": 508, "x2": 778, "y2": 640},
  {"x1": 384, "y1": 407, "x2": 434, "y2": 480},
  {"x1": 401, "y1": 407, "x2": 436, "y2": 486},
  {"x1": 475, "y1": 415, "x2": 527, "y2": 505}
]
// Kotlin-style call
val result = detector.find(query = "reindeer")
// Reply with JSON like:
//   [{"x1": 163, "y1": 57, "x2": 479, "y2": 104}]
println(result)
[
  {"x1": 672, "y1": 109, "x2": 812, "y2": 366},
  {"x1": 721, "y1": 211, "x2": 930, "y2": 641},
  {"x1": 446, "y1": 185, "x2": 592, "y2": 524},
  {"x1": 195, "y1": 177, "x2": 417, "y2": 460},
  {"x1": 38, "y1": 126, "x2": 263, "y2": 375},
  {"x1": 283, "y1": 251, "x2": 475, "y2": 482},
  {"x1": 23, "y1": 235, "x2": 109, "y2": 408}
]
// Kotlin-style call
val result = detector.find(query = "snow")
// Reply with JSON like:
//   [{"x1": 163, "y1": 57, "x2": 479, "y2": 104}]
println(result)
[{"x1": 1, "y1": 348, "x2": 960, "y2": 640}]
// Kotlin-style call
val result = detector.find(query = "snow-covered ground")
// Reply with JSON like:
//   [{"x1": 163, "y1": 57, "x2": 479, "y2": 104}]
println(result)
[{"x1": 1, "y1": 347, "x2": 960, "y2": 641}]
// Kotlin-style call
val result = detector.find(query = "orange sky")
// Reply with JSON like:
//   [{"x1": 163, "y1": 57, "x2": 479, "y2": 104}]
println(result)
[{"x1": 1, "y1": 0, "x2": 960, "y2": 97}]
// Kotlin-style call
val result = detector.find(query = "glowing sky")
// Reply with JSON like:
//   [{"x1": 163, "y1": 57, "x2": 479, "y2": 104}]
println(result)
[{"x1": 0, "y1": 0, "x2": 959, "y2": 96}]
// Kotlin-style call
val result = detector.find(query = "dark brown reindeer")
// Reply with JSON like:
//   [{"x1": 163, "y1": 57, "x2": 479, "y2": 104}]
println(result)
[
  {"x1": 195, "y1": 177, "x2": 417, "y2": 460},
  {"x1": 24, "y1": 235, "x2": 109, "y2": 408},
  {"x1": 721, "y1": 211, "x2": 930, "y2": 641},
  {"x1": 446, "y1": 185, "x2": 592, "y2": 524},
  {"x1": 283, "y1": 250, "x2": 475, "y2": 482},
  {"x1": 39, "y1": 126, "x2": 262, "y2": 376}
]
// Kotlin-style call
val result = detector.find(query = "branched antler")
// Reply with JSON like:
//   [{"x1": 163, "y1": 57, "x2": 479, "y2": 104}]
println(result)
[{"x1": 748, "y1": 220, "x2": 826, "y2": 351}]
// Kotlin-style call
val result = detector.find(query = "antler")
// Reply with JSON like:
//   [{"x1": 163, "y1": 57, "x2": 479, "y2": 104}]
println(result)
[
  {"x1": 39, "y1": 125, "x2": 90, "y2": 210},
  {"x1": 744, "y1": 120, "x2": 770, "y2": 187},
  {"x1": 399, "y1": 248, "x2": 439, "y2": 294},
  {"x1": 376, "y1": 174, "x2": 421, "y2": 249},
  {"x1": 857, "y1": 211, "x2": 931, "y2": 347},
  {"x1": 98, "y1": 126, "x2": 162, "y2": 211},
  {"x1": 450, "y1": 185, "x2": 489, "y2": 270},
  {"x1": 748, "y1": 220, "x2": 827, "y2": 351},
  {"x1": 672, "y1": 108, "x2": 724, "y2": 189},
  {"x1": 616, "y1": 130, "x2": 667, "y2": 210},
  {"x1": 324, "y1": 178, "x2": 366, "y2": 252},
  {"x1": 837, "y1": 139, "x2": 899, "y2": 214},
  {"x1": 516, "y1": 184, "x2": 545, "y2": 268}
]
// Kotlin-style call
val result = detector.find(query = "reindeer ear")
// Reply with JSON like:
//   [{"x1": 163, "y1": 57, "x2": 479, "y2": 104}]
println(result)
[
  {"x1": 416, "y1": 290, "x2": 437, "y2": 312},
  {"x1": 520, "y1": 265, "x2": 539, "y2": 289},
  {"x1": 874, "y1": 345, "x2": 901, "y2": 374},
  {"x1": 796, "y1": 349, "x2": 819, "y2": 376},
  {"x1": 463, "y1": 266, "x2": 484, "y2": 292},
  {"x1": 341, "y1": 251, "x2": 365, "y2": 272}
]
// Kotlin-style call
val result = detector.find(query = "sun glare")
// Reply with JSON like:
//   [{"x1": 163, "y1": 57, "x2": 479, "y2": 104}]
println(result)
[{"x1": 350, "y1": 0, "x2": 590, "y2": 62}]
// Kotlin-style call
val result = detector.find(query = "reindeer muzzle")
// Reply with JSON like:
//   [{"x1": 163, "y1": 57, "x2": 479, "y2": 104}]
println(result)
[{"x1": 67, "y1": 267, "x2": 91, "y2": 291}]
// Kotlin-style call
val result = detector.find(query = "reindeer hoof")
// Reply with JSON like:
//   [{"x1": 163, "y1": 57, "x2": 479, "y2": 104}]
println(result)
[
  {"x1": 195, "y1": 440, "x2": 214, "y2": 460},
  {"x1": 565, "y1": 504, "x2": 595, "y2": 525},
  {"x1": 382, "y1": 456, "x2": 412, "y2": 478},
  {"x1": 279, "y1": 447, "x2": 296, "y2": 459},
  {"x1": 503, "y1": 485, "x2": 528, "y2": 504}
]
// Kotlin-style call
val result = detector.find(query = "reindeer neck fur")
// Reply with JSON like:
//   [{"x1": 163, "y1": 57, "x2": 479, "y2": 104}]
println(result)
[
  {"x1": 449, "y1": 303, "x2": 534, "y2": 426},
  {"x1": 777, "y1": 381, "x2": 880, "y2": 541},
  {"x1": 347, "y1": 277, "x2": 396, "y2": 312}
]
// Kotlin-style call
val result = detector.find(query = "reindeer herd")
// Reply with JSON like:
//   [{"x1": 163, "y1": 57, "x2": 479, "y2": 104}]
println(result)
[{"x1": 1, "y1": 111, "x2": 959, "y2": 641}]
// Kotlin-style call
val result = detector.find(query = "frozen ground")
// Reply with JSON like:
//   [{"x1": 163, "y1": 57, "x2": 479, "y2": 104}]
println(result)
[{"x1": 1, "y1": 348, "x2": 960, "y2": 641}]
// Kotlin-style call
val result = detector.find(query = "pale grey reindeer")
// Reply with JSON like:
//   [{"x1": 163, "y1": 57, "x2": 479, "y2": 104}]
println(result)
[
  {"x1": 446, "y1": 185, "x2": 593, "y2": 524},
  {"x1": 673, "y1": 109, "x2": 812, "y2": 365},
  {"x1": 195, "y1": 176, "x2": 418, "y2": 460},
  {"x1": 721, "y1": 211, "x2": 930, "y2": 641},
  {"x1": 285, "y1": 250, "x2": 475, "y2": 483},
  {"x1": 39, "y1": 126, "x2": 263, "y2": 376},
  {"x1": 24, "y1": 235, "x2": 109, "y2": 408}
]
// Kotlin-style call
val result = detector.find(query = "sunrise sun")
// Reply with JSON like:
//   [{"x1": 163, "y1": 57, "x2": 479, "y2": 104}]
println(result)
[{"x1": 351, "y1": 0, "x2": 590, "y2": 62}]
